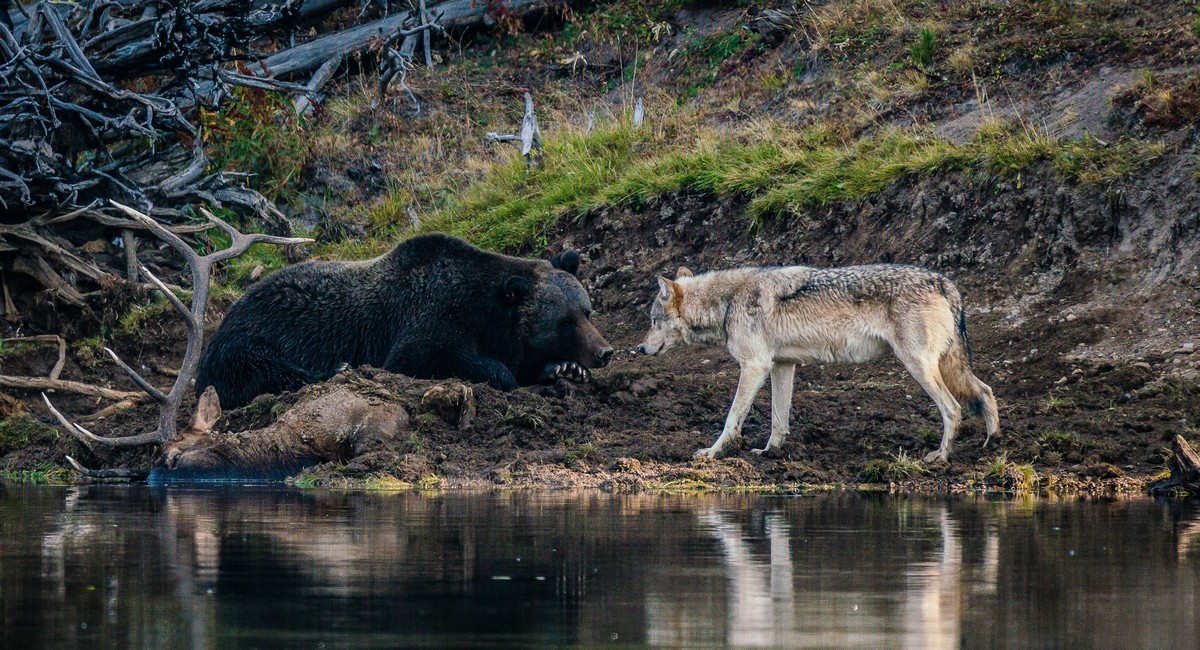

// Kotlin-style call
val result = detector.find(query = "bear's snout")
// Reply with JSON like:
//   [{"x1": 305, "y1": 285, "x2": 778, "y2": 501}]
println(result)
[{"x1": 595, "y1": 347, "x2": 614, "y2": 367}]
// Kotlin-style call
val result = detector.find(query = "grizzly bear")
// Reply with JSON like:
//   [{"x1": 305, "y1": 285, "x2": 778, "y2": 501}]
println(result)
[{"x1": 196, "y1": 233, "x2": 613, "y2": 409}]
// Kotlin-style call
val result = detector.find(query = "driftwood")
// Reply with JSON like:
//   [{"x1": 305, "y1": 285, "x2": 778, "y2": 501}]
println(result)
[
  {"x1": 2, "y1": 0, "x2": 551, "y2": 324},
  {"x1": 1152, "y1": 435, "x2": 1200, "y2": 496}
]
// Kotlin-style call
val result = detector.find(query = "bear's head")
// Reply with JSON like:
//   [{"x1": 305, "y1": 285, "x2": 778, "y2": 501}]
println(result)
[{"x1": 504, "y1": 250, "x2": 613, "y2": 377}]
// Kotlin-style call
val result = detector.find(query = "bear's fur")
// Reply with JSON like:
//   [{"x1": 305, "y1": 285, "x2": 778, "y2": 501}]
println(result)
[{"x1": 196, "y1": 233, "x2": 613, "y2": 409}]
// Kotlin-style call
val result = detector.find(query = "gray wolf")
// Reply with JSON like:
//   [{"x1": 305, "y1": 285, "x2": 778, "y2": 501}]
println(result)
[
  {"x1": 637, "y1": 264, "x2": 998, "y2": 463},
  {"x1": 198, "y1": 233, "x2": 613, "y2": 408}
]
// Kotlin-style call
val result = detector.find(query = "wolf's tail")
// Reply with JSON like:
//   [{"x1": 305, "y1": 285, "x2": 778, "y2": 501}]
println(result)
[{"x1": 938, "y1": 286, "x2": 1000, "y2": 446}]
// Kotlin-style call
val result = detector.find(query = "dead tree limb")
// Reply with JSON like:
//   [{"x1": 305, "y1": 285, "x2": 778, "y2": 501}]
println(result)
[
  {"x1": 486, "y1": 92, "x2": 542, "y2": 166},
  {"x1": 43, "y1": 202, "x2": 312, "y2": 448},
  {"x1": 0, "y1": 376, "x2": 142, "y2": 401},
  {"x1": 1152, "y1": 435, "x2": 1200, "y2": 496},
  {"x1": 294, "y1": 54, "x2": 344, "y2": 116},
  {"x1": 258, "y1": 13, "x2": 442, "y2": 78},
  {"x1": 1, "y1": 335, "x2": 67, "y2": 380}
]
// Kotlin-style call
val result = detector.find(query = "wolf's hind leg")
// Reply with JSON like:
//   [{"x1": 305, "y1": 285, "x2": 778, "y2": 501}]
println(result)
[
  {"x1": 754, "y1": 363, "x2": 796, "y2": 456},
  {"x1": 695, "y1": 361, "x2": 771, "y2": 459},
  {"x1": 897, "y1": 352, "x2": 962, "y2": 464}
]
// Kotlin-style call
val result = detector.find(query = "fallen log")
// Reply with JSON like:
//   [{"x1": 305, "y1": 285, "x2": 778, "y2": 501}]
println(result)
[
  {"x1": 258, "y1": 0, "x2": 547, "y2": 78},
  {"x1": 1151, "y1": 435, "x2": 1200, "y2": 496},
  {"x1": 256, "y1": 11, "x2": 440, "y2": 78}
]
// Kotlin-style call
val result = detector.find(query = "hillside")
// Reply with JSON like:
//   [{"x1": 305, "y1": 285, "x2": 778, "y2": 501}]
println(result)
[{"x1": 1, "y1": 0, "x2": 1198, "y2": 491}]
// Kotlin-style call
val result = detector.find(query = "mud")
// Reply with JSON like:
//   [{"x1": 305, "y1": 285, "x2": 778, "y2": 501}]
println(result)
[{"x1": 4, "y1": 156, "x2": 1198, "y2": 492}]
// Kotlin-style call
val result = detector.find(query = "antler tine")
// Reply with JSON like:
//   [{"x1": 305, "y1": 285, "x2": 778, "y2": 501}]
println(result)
[
  {"x1": 43, "y1": 393, "x2": 165, "y2": 447},
  {"x1": 65, "y1": 455, "x2": 151, "y2": 480},
  {"x1": 208, "y1": 232, "x2": 314, "y2": 264},
  {"x1": 140, "y1": 264, "x2": 196, "y2": 329},
  {"x1": 104, "y1": 347, "x2": 168, "y2": 404},
  {"x1": 198, "y1": 206, "x2": 313, "y2": 263},
  {"x1": 198, "y1": 207, "x2": 240, "y2": 240},
  {"x1": 108, "y1": 201, "x2": 193, "y2": 258}
]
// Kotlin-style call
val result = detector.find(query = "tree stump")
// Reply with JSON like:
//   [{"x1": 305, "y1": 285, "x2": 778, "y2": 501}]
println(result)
[{"x1": 1151, "y1": 435, "x2": 1200, "y2": 496}]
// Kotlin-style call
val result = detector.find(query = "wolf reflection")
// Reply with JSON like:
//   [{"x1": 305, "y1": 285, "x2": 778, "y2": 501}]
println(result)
[
  {"x1": 645, "y1": 503, "x2": 998, "y2": 649},
  {"x1": 11, "y1": 490, "x2": 1200, "y2": 650}
]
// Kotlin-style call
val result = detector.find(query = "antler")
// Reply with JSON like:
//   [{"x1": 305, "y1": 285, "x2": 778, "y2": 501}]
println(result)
[{"x1": 45, "y1": 202, "x2": 312, "y2": 448}]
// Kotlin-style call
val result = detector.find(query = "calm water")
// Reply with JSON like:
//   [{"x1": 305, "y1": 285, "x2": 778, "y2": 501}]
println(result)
[{"x1": 1, "y1": 487, "x2": 1199, "y2": 650}]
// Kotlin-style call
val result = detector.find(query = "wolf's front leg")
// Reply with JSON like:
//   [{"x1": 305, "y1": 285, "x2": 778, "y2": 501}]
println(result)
[
  {"x1": 695, "y1": 362, "x2": 771, "y2": 459},
  {"x1": 753, "y1": 362, "x2": 795, "y2": 456}
]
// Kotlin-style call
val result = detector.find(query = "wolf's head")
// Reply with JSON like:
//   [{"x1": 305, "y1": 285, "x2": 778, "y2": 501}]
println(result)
[{"x1": 637, "y1": 267, "x2": 693, "y2": 356}]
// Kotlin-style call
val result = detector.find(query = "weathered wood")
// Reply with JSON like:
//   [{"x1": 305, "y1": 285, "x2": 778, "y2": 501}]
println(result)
[
  {"x1": 258, "y1": 11, "x2": 430, "y2": 78},
  {"x1": 1151, "y1": 435, "x2": 1200, "y2": 496},
  {"x1": 1, "y1": 335, "x2": 67, "y2": 380},
  {"x1": 487, "y1": 92, "x2": 542, "y2": 166},
  {"x1": 259, "y1": 0, "x2": 546, "y2": 78},
  {"x1": 0, "y1": 375, "x2": 143, "y2": 401},
  {"x1": 293, "y1": 54, "x2": 344, "y2": 116}
]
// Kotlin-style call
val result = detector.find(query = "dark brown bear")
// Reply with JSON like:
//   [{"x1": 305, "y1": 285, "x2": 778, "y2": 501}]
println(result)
[{"x1": 196, "y1": 233, "x2": 613, "y2": 409}]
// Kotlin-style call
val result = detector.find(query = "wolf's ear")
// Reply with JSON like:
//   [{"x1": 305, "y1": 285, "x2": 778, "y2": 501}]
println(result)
[
  {"x1": 550, "y1": 250, "x2": 581, "y2": 277},
  {"x1": 676, "y1": 267, "x2": 693, "y2": 279},
  {"x1": 657, "y1": 276, "x2": 675, "y2": 299},
  {"x1": 657, "y1": 276, "x2": 684, "y2": 304},
  {"x1": 501, "y1": 276, "x2": 531, "y2": 305}
]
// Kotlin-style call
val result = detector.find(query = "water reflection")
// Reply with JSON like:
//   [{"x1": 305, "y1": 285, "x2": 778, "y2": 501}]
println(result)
[{"x1": 2, "y1": 487, "x2": 1200, "y2": 649}]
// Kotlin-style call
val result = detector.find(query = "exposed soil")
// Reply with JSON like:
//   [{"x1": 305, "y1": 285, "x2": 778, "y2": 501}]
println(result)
[
  {"x1": 2, "y1": 1, "x2": 1199, "y2": 492},
  {"x1": 4, "y1": 157, "x2": 1198, "y2": 492}
]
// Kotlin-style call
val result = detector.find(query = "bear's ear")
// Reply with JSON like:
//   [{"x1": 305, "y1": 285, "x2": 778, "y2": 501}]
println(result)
[
  {"x1": 501, "y1": 276, "x2": 531, "y2": 305},
  {"x1": 676, "y1": 266, "x2": 693, "y2": 278},
  {"x1": 550, "y1": 250, "x2": 581, "y2": 277}
]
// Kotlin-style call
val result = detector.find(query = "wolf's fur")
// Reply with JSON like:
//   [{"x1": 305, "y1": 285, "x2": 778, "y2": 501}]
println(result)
[{"x1": 638, "y1": 264, "x2": 999, "y2": 463}]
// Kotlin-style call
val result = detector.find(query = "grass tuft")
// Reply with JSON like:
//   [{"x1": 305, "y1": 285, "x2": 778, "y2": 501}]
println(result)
[
  {"x1": 909, "y1": 27, "x2": 938, "y2": 67},
  {"x1": 983, "y1": 451, "x2": 1039, "y2": 492}
]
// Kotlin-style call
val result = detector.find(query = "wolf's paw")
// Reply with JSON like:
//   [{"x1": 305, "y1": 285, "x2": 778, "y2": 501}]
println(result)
[
  {"x1": 923, "y1": 449, "x2": 949, "y2": 464},
  {"x1": 751, "y1": 445, "x2": 782, "y2": 458},
  {"x1": 542, "y1": 361, "x2": 591, "y2": 384},
  {"x1": 693, "y1": 447, "x2": 719, "y2": 460}
]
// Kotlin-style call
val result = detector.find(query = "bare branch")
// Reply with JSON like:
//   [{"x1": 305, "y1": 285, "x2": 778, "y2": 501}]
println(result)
[
  {"x1": 1, "y1": 376, "x2": 143, "y2": 401},
  {"x1": 1, "y1": 335, "x2": 66, "y2": 380},
  {"x1": 104, "y1": 347, "x2": 168, "y2": 403}
]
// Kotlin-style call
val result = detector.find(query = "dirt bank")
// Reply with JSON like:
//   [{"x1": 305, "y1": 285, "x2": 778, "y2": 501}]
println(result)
[
  {"x1": 2, "y1": 0, "x2": 1199, "y2": 491},
  {"x1": 4, "y1": 156, "x2": 1198, "y2": 492}
]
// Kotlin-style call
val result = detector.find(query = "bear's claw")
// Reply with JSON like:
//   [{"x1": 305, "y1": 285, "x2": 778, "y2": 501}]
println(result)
[{"x1": 543, "y1": 361, "x2": 591, "y2": 384}]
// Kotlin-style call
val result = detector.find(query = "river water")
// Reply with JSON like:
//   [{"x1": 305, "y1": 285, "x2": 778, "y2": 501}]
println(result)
[{"x1": 1, "y1": 486, "x2": 1198, "y2": 649}]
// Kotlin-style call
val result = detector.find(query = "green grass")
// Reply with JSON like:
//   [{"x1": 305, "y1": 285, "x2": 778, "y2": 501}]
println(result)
[
  {"x1": 0, "y1": 465, "x2": 75, "y2": 484},
  {"x1": 0, "y1": 416, "x2": 58, "y2": 457},
  {"x1": 861, "y1": 449, "x2": 928, "y2": 482},
  {"x1": 393, "y1": 116, "x2": 1161, "y2": 252},
  {"x1": 202, "y1": 88, "x2": 311, "y2": 201},
  {"x1": 983, "y1": 451, "x2": 1040, "y2": 492},
  {"x1": 909, "y1": 27, "x2": 938, "y2": 67}
]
